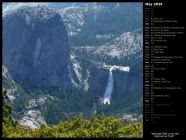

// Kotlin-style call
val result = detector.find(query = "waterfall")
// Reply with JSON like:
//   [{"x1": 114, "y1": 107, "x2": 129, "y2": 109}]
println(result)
[
  {"x1": 102, "y1": 67, "x2": 114, "y2": 105},
  {"x1": 101, "y1": 65, "x2": 130, "y2": 105}
]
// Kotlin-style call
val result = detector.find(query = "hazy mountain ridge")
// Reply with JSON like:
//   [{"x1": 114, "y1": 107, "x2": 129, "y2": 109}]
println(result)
[{"x1": 58, "y1": 3, "x2": 142, "y2": 47}]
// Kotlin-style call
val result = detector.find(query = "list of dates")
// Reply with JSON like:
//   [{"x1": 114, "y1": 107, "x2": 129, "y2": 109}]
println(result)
[{"x1": 144, "y1": 3, "x2": 184, "y2": 123}]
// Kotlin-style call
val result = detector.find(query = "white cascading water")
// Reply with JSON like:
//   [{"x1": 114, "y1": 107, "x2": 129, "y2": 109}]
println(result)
[
  {"x1": 101, "y1": 65, "x2": 130, "y2": 105},
  {"x1": 102, "y1": 67, "x2": 114, "y2": 105}
]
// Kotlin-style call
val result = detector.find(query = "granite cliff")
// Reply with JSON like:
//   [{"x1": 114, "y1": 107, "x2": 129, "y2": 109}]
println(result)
[{"x1": 3, "y1": 6, "x2": 71, "y2": 89}]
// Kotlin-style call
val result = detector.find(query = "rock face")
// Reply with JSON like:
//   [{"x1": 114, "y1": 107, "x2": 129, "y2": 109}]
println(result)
[
  {"x1": 19, "y1": 110, "x2": 46, "y2": 128},
  {"x1": 3, "y1": 6, "x2": 71, "y2": 89}
]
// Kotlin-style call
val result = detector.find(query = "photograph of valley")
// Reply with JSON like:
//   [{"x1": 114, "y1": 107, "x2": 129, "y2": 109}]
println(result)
[{"x1": 2, "y1": 2, "x2": 143, "y2": 138}]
